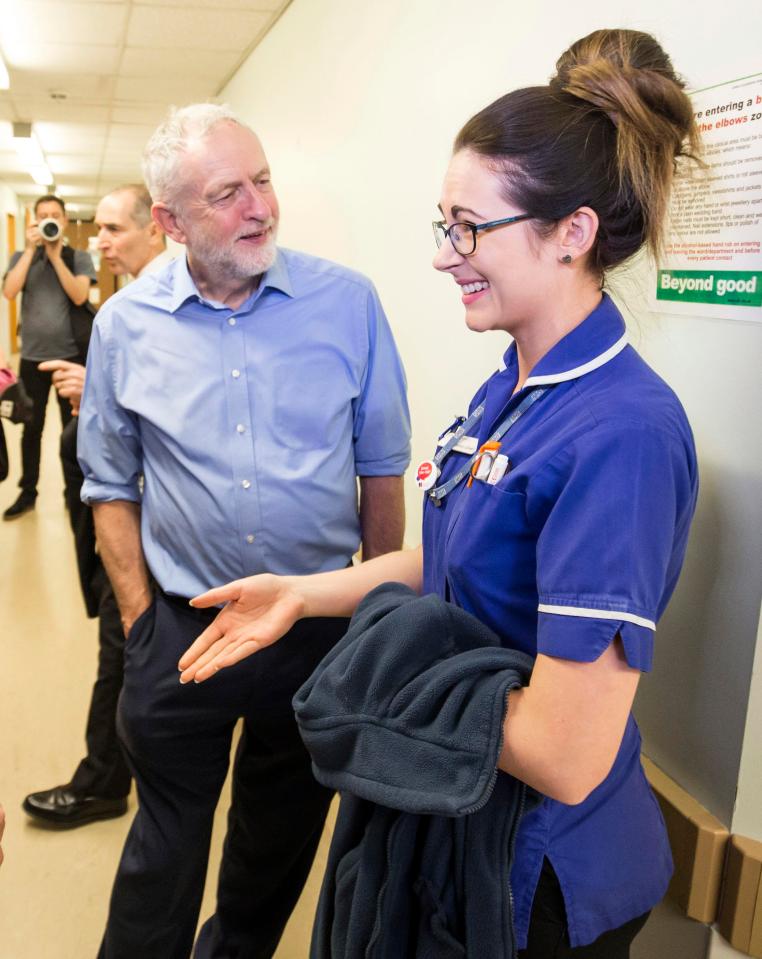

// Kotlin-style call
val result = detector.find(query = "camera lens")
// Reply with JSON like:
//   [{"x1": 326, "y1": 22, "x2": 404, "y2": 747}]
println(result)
[{"x1": 39, "y1": 218, "x2": 61, "y2": 241}]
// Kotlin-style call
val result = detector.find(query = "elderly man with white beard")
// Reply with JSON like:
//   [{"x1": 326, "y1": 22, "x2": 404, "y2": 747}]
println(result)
[{"x1": 77, "y1": 104, "x2": 411, "y2": 959}]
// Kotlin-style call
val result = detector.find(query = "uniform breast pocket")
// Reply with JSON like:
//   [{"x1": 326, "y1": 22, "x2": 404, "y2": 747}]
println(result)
[
  {"x1": 446, "y1": 482, "x2": 537, "y2": 606},
  {"x1": 271, "y1": 354, "x2": 357, "y2": 451}
]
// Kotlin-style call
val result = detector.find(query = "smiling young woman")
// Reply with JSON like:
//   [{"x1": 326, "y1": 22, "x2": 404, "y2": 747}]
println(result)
[{"x1": 177, "y1": 28, "x2": 701, "y2": 959}]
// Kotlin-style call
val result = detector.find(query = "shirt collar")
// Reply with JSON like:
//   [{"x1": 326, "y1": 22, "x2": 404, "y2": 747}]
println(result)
[
  {"x1": 136, "y1": 248, "x2": 173, "y2": 279},
  {"x1": 498, "y1": 292, "x2": 628, "y2": 387},
  {"x1": 167, "y1": 248, "x2": 294, "y2": 314}
]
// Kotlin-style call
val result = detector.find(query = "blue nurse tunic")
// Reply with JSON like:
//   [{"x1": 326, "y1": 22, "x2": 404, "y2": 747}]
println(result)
[{"x1": 422, "y1": 293, "x2": 698, "y2": 949}]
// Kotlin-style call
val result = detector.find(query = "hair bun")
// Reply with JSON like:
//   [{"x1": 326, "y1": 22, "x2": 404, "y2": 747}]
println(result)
[
  {"x1": 548, "y1": 29, "x2": 701, "y2": 262},
  {"x1": 552, "y1": 29, "x2": 694, "y2": 143}
]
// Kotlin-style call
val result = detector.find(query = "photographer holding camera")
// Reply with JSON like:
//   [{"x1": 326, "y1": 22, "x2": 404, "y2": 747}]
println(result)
[{"x1": 2, "y1": 194, "x2": 96, "y2": 519}]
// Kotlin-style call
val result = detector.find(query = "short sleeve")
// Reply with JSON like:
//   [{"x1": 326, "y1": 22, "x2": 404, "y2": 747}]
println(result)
[
  {"x1": 77, "y1": 316, "x2": 142, "y2": 504},
  {"x1": 73, "y1": 249, "x2": 97, "y2": 282},
  {"x1": 529, "y1": 423, "x2": 696, "y2": 671},
  {"x1": 352, "y1": 285, "x2": 411, "y2": 476},
  {"x1": 3, "y1": 251, "x2": 22, "y2": 281}
]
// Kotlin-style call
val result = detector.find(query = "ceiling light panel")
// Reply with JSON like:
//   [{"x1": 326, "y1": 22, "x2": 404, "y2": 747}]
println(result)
[
  {"x1": 0, "y1": 48, "x2": 9, "y2": 88},
  {"x1": 0, "y1": 1, "x2": 128, "y2": 51},
  {"x1": 1, "y1": 42, "x2": 122, "y2": 74}
]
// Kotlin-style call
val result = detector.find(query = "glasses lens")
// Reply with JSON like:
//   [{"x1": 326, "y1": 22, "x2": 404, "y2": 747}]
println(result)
[
  {"x1": 432, "y1": 221, "x2": 446, "y2": 249},
  {"x1": 450, "y1": 222, "x2": 474, "y2": 256}
]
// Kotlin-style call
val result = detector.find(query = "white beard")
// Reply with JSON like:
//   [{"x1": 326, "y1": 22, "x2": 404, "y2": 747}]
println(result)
[{"x1": 189, "y1": 223, "x2": 278, "y2": 281}]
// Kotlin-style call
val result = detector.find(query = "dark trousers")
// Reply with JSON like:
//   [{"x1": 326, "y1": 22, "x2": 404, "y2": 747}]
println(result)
[
  {"x1": 518, "y1": 859, "x2": 651, "y2": 959},
  {"x1": 60, "y1": 418, "x2": 131, "y2": 799},
  {"x1": 18, "y1": 355, "x2": 80, "y2": 496},
  {"x1": 99, "y1": 593, "x2": 349, "y2": 959}
]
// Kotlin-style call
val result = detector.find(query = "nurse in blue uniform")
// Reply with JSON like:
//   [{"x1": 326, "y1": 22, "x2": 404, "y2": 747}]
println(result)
[{"x1": 178, "y1": 28, "x2": 701, "y2": 959}]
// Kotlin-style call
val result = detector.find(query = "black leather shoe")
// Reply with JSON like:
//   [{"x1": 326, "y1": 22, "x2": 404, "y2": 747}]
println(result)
[
  {"x1": 22, "y1": 786, "x2": 128, "y2": 828},
  {"x1": 3, "y1": 492, "x2": 36, "y2": 520}
]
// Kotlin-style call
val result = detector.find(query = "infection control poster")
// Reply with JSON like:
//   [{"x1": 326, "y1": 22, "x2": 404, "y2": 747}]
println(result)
[{"x1": 653, "y1": 72, "x2": 762, "y2": 323}]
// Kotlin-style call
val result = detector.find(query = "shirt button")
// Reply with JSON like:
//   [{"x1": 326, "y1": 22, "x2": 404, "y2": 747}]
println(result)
[
  {"x1": 231, "y1": 369, "x2": 241, "y2": 378},
  {"x1": 228, "y1": 317, "x2": 237, "y2": 326},
  {"x1": 246, "y1": 534, "x2": 255, "y2": 544},
  {"x1": 236, "y1": 424, "x2": 246, "y2": 434},
  {"x1": 241, "y1": 479, "x2": 251, "y2": 489}
]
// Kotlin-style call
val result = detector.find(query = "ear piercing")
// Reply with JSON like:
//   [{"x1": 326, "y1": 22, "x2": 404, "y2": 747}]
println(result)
[{"x1": 561, "y1": 254, "x2": 573, "y2": 264}]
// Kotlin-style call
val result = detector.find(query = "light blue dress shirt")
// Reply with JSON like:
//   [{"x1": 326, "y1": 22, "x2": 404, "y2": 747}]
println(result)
[{"x1": 78, "y1": 249, "x2": 411, "y2": 598}]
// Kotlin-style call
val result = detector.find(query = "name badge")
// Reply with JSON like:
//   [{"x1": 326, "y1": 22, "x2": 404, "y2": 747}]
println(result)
[
  {"x1": 437, "y1": 432, "x2": 478, "y2": 455},
  {"x1": 486, "y1": 454, "x2": 510, "y2": 485},
  {"x1": 416, "y1": 459, "x2": 440, "y2": 491}
]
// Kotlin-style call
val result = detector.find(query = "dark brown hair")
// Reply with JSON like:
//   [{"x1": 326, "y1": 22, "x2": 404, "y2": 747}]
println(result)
[
  {"x1": 34, "y1": 194, "x2": 66, "y2": 216},
  {"x1": 454, "y1": 29, "x2": 701, "y2": 273}
]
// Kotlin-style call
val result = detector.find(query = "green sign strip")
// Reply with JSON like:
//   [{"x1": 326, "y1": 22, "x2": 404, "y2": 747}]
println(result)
[{"x1": 657, "y1": 270, "x2": 762, "y2": 307}]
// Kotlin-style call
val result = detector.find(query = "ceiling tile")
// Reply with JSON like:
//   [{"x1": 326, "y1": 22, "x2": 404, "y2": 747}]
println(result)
[
  {"x1": 126, "y1": 6, "x2": 269, "y2": 51},
  {"x1": 119, "y1": 46, "x2": 240, "y2": 80},
  {"x1": 134, "y1": 0, "x2": 283, "y2": 8},
  {"x1": 48, "y1": 155, "x2": 103, "y2": 175},
  {"x1": 35, "y1": 122, "x2": 107, "y2": 153},
  {"x1": 110, "y1": 104, "x2": 168, "y2": 125},
  {"x1": 6, "y1": 100, "x2": 112, "y2": 125},
  {"x1": 0, "y1": 2, "x2": 129, "y2": 51},
  {"x1": 0, "y1": 0, "x2": 287, "y2": 214},
  {"x1": 0, "y1": 154, "x2": 25, "y2": 173},
  {"x1": 115, "y1": 75, "x2": 214, "y2": 103},
  {"x1": 9, "y1": 72, "x2": 114, "y2": 100},
  {"x1": 105, "y1": 124, "x2": 156, "y2": 146}
]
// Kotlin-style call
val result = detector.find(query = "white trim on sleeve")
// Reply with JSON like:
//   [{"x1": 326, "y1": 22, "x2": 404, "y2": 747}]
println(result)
[{"x1": 538, "y1": 603, "x2": 656, "y2": 631}]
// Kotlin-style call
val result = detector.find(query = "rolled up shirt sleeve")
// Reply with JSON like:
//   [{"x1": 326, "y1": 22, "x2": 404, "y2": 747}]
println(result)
[
  {"x1": 77, "y1": 315, "x2": 143, "y2": 504},
  {"x1": 530, "y1": 422, "x2": 697, "y2": 671},
  {"x1": 352, "y1": 285, "x2": 411, "y2": 476}
]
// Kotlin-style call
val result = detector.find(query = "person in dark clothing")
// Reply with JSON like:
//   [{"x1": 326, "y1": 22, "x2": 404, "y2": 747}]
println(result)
[
  {"x1": 2, "y1": 194, "x2": 95, "y2": 519},
  {"x1": 22, "y1": 185, "x2": 170, "y2": 828}
]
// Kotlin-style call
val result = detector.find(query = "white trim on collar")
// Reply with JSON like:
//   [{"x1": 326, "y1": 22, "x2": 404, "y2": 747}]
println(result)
[
  {"x1": 523, "y1": 332, "x2": 628, "y2": 388},
  {"x1": 538, "y1": 602, "x2": 656, "y2": 631}
]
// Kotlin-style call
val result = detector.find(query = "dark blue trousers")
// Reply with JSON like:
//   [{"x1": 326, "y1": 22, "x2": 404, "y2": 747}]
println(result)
[{"x1": 98, "y1": 591, "x2": 348, "y2": 959}]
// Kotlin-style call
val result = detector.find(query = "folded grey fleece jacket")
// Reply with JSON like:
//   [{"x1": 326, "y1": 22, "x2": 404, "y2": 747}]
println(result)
[{"x1": 293, "y1": 582, "x2": 536, "y2": 959}]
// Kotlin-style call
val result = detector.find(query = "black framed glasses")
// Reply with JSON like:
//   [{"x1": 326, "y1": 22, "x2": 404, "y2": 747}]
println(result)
[{"x1": 432, "y1": 213, "x2": 534, "y2": 256}]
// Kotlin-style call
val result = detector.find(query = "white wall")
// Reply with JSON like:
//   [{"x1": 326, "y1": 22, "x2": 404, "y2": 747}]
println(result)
[
  {"x1": 0, "y1": 183, "x2": 22, "y2": 360},
  {"x1": 222, "y1": 6, "x2": 762, "y2": 954}
]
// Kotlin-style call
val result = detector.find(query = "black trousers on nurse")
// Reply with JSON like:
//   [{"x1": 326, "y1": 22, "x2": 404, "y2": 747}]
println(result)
[
  {"x1": 518, "y1": 858, "x2": 651, "y2": 959},
  {"x1": 60, "y1": 417, "x2": 131, "y2": 799},
  {"x1": 98, "y1": 592, "x2": 349, "y2": 959}
]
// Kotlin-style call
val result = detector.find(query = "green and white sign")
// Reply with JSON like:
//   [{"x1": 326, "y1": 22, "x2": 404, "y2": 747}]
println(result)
[
  {"x1": 652, "y1": 72, "x2": 762, "y2": 323},
  {"x1": 658, "y1": 270, "x2": 762, "y2": 307}
]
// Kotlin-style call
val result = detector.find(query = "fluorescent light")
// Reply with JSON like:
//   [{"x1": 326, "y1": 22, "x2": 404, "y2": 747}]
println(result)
[
  {"x1": 0, "y1": 50, "x2": 9, "y2": 90},
  {"x1": 11, "y1": 121, "x2": 55, "y2": 189},
  {"x1": 29, "y1": 165, "x2": 54, "y2": 187}
]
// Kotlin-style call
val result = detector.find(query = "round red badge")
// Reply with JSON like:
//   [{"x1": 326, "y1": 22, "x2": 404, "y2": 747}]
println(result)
[{"x1": 416, "y1": 459, "x2": 439, "y2": 491}]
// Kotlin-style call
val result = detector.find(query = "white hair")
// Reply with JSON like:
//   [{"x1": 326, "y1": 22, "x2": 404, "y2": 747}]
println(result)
[{"x1": 142, "y1": 103, "x2": 250, "y2": 205}]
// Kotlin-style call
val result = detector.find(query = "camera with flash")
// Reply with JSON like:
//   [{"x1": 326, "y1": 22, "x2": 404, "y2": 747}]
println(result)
[{"x1": 38, "y1": 217, "x2": 62, "y2": 242}]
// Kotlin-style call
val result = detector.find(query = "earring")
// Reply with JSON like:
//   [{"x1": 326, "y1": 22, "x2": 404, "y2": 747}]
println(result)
[{"x1": 560, "y1": 254, "x2": 573, "y2": 264}]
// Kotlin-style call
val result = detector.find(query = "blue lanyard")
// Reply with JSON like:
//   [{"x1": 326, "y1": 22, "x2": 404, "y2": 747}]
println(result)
[{"x1": 428, "y1": 387, "x2": 549, "y2": 505}]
